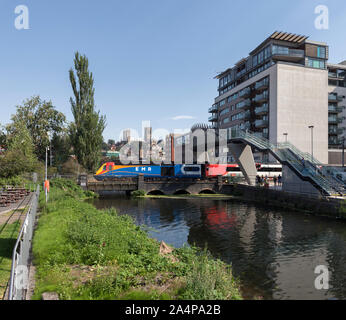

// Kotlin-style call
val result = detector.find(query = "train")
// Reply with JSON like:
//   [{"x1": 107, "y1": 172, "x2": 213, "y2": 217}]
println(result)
[{"x1": 94, "y1": 162, "x2": 282, "y2": 181}]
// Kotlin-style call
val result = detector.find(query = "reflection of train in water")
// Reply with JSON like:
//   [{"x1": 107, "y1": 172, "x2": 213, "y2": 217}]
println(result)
[{"x1": 95, "y1": 162, "x2": 282, "y2": 181}]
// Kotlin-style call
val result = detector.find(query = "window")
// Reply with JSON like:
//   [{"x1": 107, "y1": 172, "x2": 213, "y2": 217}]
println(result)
[
  {"x1": 184, "y1": 166, "x2": 200, "y2": 172},
  {"x1": 220, "y1": 108, "x2": 229, "y2": 117},
  {"x1": 308, "y1": 58, "x2": 325, "y2": 69},
  {"x1": 317, "y1": 46, "x2": 326, "y2": 59}
]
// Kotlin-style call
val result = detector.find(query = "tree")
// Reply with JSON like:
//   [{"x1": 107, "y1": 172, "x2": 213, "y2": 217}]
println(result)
[
  {"x1": 69, "y1": 52, "x2": 106, "y2": 172},
  {"x1": 51, "y1": 130, "x2": 71, "y2": 167},
  {"x1": 0, "y1": 121, "x2": 37, "y2": 178},
  {"x1": 6, "y1": 96, "x2": 66, "y2": 161},
  {"x1": 0, "y1": 123, "x2": 6, "y2": 148}
]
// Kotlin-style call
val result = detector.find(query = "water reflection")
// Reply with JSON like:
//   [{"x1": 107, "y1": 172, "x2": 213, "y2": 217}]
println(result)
[{"x1": 90, "y1": 195, "x2": 346, "y2": 300}]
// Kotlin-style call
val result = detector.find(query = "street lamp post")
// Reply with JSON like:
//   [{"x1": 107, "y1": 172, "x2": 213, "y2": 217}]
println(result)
[
  {"x1": 342, "y1": 137, "x2": 345, "y2": 168},
  {"x1": 45, "y1": 145, "x2": 49, "y2": 203},
  {"x1": 308, "y1": 125, "x2": 314, "y2": 163}
]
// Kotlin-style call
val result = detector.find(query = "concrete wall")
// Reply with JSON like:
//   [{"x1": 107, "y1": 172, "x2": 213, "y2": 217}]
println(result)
[
  {"x1": 275, "y1": 63, "x2": 329, "y2": 163},
  {"x1": 281, "y1": 165, "x2": 321, "y2": 197}
]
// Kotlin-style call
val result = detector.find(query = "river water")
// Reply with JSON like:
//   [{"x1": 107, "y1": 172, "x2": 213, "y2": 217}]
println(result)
[{"x1": 90, "y1": 195, "x2": 346, "y2": 300}]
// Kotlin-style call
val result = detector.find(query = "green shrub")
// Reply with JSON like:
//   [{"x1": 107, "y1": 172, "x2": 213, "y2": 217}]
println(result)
[
  {"x1": 178, "y1": 249, "x2": 242, "y2": 300},
  {"x1": 131, "y1": 190, "x2": 146, "y2": 197}
]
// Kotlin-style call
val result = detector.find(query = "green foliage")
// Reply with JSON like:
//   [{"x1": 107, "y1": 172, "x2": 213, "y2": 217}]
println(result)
[
  {"x1": 6, "y1": 96, "x2": 66, "y2": 162},
  {"x1": 0, "y1": 123, "x2": 6, "y2": 148},
  {"x1": 179, "y1": 249, "x2": 242, "y2": 300},
  {"x1": 51, "y1": 132, "x2": 71, "y2": 167},
  {"x1": 0, "y1": 176, "x2": 24, "y2": 188},
  {"x1": 0, "y1": 121, "x2": 37, "y2": 178},
  {"x1": 131, "y1": 190, "x2": 146, "y2": 197},
  {"x1": 69, "y1": 52, "x2": 106, "y2": 173},
  {"x1": 32, "y1": 181, "x2": 241, "y2": 300}
]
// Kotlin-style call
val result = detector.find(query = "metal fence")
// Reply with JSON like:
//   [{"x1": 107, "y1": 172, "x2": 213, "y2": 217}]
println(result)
[{"x1": 8, "y1": 185, "x2": 40, "y2": 300}]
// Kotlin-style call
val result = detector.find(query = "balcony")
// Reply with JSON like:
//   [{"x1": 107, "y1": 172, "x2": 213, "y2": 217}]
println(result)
[
  {"x1": 244, "y1": 110, "x2": 251, "y2": 120},
  {"x1": 255, "y1": 78, "x2": 269, "y2": 91},
  {"x1": 329, "y1": 138, "x2": 342, "y2": 146},
  {"x1": 208, "y1": 114, "x2": 218, "y2": 122},
  {"x1": 328, "y1": 105, "x2": 344, "y2": 113},
  {"x1": 328, "y1": 71, "x2": 346, "y2": 79},
  {"x1": 328, "y1": 94, "x2": 343, "y2": 102},
  {"x1": 239, "y1": 87, "x2": 251, "y2": 98},
  {"x1": 255, "y1": 104, "x2": 269, "y2": 116},
  {"x1": 328, "y1": 116, "x2": 344, "y2": 124},
  {"x1": 241, "y1": 99, "x2": 252, "y2": 109},
  {"x1": 209, "y1": 104, "x2": 218, "y2": 113},
  {"x1": 255, "y1": 119, "x2": 269, "y2": 128},
  {"x1": 272, "y1": 47, "x2": 304, "y2": 61},
  {"x1": 254, "y1": 92, "x2": 269, "y2": 103}
]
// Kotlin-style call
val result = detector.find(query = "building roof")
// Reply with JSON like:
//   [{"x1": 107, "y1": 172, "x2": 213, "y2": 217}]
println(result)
[
  {"x1": 215, "y1": 31, "x2": 311, "y2": 80},
  {"x1": 250, "y1": 31, "x2": 309, "y2": 55}
]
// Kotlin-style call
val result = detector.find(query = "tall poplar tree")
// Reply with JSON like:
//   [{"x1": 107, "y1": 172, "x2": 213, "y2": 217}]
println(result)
[{"x1": 69, "y1": 52, "x2": 106, "y2": 172}]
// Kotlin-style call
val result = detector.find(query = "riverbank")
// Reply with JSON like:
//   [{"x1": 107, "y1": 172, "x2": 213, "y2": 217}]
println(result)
[
  {"x1": 31, "y1": 179, "x2": 242, "y2": 300},
  {"x1": 137, "y1": 194, "x2": 234, "y2": 200}
]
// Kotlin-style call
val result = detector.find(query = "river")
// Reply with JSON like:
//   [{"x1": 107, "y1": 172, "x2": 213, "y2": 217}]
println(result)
[{"x1": 90, "y1": 194, "x2": 346, "y2": 300}]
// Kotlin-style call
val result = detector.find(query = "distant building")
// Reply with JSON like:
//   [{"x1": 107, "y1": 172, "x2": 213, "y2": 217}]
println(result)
[{"x1": 122, "y1": 129, "x2": 131, "y2": 143}]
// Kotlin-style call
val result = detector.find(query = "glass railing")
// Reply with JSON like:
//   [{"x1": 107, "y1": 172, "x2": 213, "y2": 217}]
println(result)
[
  {"x1": 255, "y1": 78, "x2": 269, "y2": 90},
  {"x1": 239, "y1": 88, "x2": 251, "y2": 98},
  {"x1": 255, "y1": 119, "x2": 268, "y2": 128},
  {"x1": 272, "y1": 47, "x2": 304, "y2": 58},
  {"x1": 208, "y1": 115, "x2": 217, "y2": 121},
  {"x1": 328, "y1": 105, "x2": 344, "y2": 113},
  {"x1": 255, "y1": 104, "x2": 269, "y2": 115},
  {"x1": 328, "y1": 94, "x2": 343, "y2": 102},
  {"x1": 209, "y1": 105, "x2": 218, "y2": 113},
  {"x1": 254, "y1": 92, "x2": 269, "y2": 102}
]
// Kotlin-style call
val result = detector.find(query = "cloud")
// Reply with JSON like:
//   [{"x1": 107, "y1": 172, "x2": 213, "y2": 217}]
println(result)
[{"x1": 171, "y1": 115, "x2": 196, "y2": 121}]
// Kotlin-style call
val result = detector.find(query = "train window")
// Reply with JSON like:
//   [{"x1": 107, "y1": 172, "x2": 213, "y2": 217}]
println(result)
[
  {"x1": 226, "y1": 167, "x2": 241, "y2": 172},
  {"x1": 184, "y1": 166, "x2": 200, "y2": 172},
  {"x1": 161, "y1": 166, "x2": 175, "y2": 176},
  {"x1": 103, "y1": 165, "x2": 107, "y2": 171}
]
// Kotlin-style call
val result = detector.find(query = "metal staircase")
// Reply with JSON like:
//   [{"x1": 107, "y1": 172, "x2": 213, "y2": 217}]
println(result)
[{"x1": 228, "y1": 129, "x2": 346, "y2": 197}]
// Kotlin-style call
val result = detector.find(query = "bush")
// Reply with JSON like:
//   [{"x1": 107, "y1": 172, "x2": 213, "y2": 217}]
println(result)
[
  {"x1": 0, "y1": 176, "x2": 24, "y2": 188},
  {"x1": 131, "y1": 190, "x2": 146, "y2": 198},
  {"x1": 179, "y1": 249, "x2": 242, "y2": 300}
]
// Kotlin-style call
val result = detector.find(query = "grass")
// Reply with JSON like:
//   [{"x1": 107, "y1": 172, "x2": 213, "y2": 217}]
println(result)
[
  {"x1": 31, "y1": 179, "x2": 242, "y2": 300},
  {"x1": 0, "y1": 219, "x2": 22, "y2": 299}
]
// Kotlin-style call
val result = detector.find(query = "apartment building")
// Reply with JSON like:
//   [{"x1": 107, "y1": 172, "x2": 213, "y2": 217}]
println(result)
[
  {"x1": 327, "y1": 62, "x2": 346, "y2": 165},
  {"x1": 208, "y1": 31, "x2": 346, "y2": 164}
]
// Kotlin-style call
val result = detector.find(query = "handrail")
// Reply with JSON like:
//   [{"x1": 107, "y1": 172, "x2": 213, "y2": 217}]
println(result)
[
  {"x1": 228, "y1": 129, "x2": 346, "y2": 196},
  {"x1": 8, "y1": 185, "x2": 40, "y2": 300}
]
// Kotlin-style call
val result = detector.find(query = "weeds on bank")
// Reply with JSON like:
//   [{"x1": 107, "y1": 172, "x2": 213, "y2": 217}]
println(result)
[{"x1": 32, "y1": 179, "x2": 242, "y2": 300}]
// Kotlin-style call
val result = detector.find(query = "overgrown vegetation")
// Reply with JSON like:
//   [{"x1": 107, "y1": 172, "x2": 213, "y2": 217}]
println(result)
[
  {"x1": 131, "y1": 190, "x2": 146, "y2": 198},
  {"x1": 32, "y1": 180, "x2": 242, "y2": 300}
]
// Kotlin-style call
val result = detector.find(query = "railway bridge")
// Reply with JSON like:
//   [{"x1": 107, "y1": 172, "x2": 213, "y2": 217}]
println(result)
[{"x1": 81, "y1": 175, "x2": 226, "y2": 195}]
